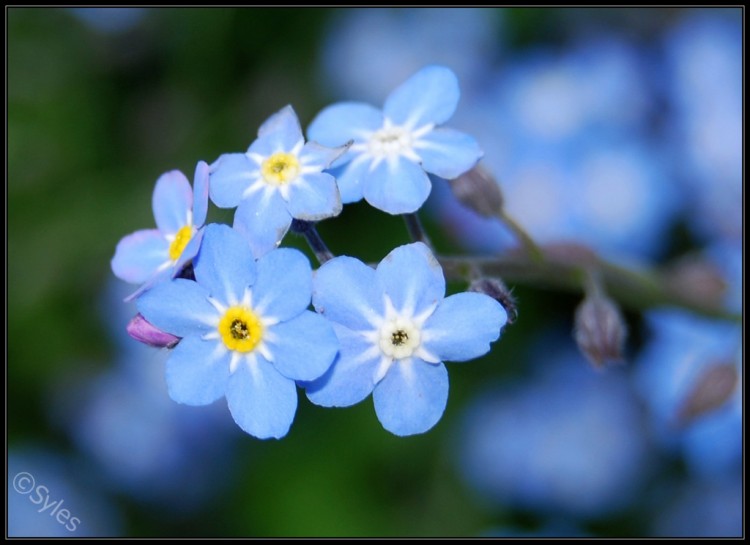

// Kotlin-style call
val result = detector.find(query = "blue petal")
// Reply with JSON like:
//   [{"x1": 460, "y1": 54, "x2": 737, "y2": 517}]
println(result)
[
  {"x1": 307, "y1": 102, "x2": 383, "y2": 147},
  {"x1": 165, "y1": 336, "x2": 230, "y2": 405},
  {"x1": 304, "y1": 323, "x2": 381, "y2": 407},
  {"x1": 299, "y1": 141, "x2": 349, "y2": 171},
  {"x1": 415, "y1": 128, "x2": 483, "y2": 179},
  {"x1": 313, "y1": 255, "x2": 384, "y2": 331},
  {"x1": 286, "y1": 172, "x2": 342, "y2": 221},
  {"x1": 362, "y1": 157, "x2": 432, "y2": 214},
  {"x1": 253, "y1": 248, "x2": 312, "y2": 322},
  {"x1": 193, "y1": 224, "x2": 256, "y2": 305},
  {"x1": 373, "y1": 358, "x2": 449, "y2": 436},
  {"x1": 136, "y1": 278, "x2": 216, "y2": 337},
  {"x1": 121, "y1": 267, "x2": 173, "y2": 303},
  {"x1": 266, "y1": 310, "x2": 339, "y2": 382},
  {"x1": 111, "y1": 229, "x2": 169, "y2": 284},
  {"x1": 328, "y1": 160, "x2": 367, "y2": 203},
  {"x1": 209, "y1": 153, "x2": 256, "y2": 208},
  {"x1": 254, "y1": 105, "x2": 304, "y2": 154},
  {"x1": 375, "y1": 242, "x2": 445, "y2": 316},
  {"x1": 192, "y1": 160, "x2": 210, "y2": 226},
  {"x1": 226, "y1": 355, "x2": 298, "y2": 439},
  {"x1": 422, "y1": 292, "x2": 506, "y2": 362},
  {"x1": 233, "y1": 189, "x2": 292, "y2": 258},
  {"x1": 152, "y1": 170, "x2": 192, "y2": 234},
  {"x1": 383, "y1": 65, "x2": 460, "y2": 128}
]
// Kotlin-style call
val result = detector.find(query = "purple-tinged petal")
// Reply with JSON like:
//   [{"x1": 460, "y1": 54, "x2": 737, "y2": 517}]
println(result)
[
  {"x1": 383, "y1": 65, "x2": 459, "y2": 128},
  {"x1": 362, "y1": 157, "x2": 432, "y2": 214},
  {"x1": 253, "y1": 248, "x2": 312, "y2": 322},
  {"x1": 127, "y1": 313, "x2": 179, "y2": 348},
  {"x1": 165, "y1": 336, "x2": 230, "y2": 405},
  {"x1": 307, "y1": 102, "x2": 383, "y2": 148},
  {"x1": 266, "y1": 310, "x2": 339, "y2": 382},
  {"x1": 415, "y1": 128, "x2": 483, "y2": 179},
  {"x1": 376, "y1": 242, "x2": 445, "y2": 316},
  {"x1": 373, "y1": 358, "x2": 449, "y2": 436},
  {"x1": 226, "y1": 355, "x2": 298, "y2": 439},
  {"x1": 153, "y1": 170, "x2": 192, "y2": 234},
  {"x1": 233, "y1": 190, "x2": 292, "y2": 258},
  {"x1": 286, "y1": 172, "x2": 342, "y2": 221},
  {"x1": 192, "y1": 160, "x2": 210, "y2": 227},
  {"x1": 136, "y1": 278, "x2": 216, "y2": 338},
  {"x1": 254, "y1": 105, "x2": 304, "y2": 154},
  {"x1": 422, "y1": 292, "x2": 506, "y2": 362},
  {"x1": 304, "y1": 323, "x2": 382, "y2": 408},
  {"x1": 193, "y1": 224, "x2": 256, "y2": 305},
  {"x1": 313, "y1": 255, "x2": 384, "y2": 331},
  {"x1": 209, "y1": 153, "x2": 257, "y2": 208},
  {"x1": 111, "y1": 229, "x2": 169, "y2": 284}
]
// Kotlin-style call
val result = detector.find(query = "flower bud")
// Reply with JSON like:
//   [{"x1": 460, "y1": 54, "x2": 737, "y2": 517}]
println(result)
[
  {"x1": 448, "y1": 164, "x2": 504, "y2": 218},
  {"x1": 676, "y1": 361, "x2": 739, "y2": 426},
  {"x1": 127, "y1": 313, "x2": 180, "y2": 349},
  {"x1": 469, "y1": 276, "x2": 517, "y2": 325},
  {"x1": 574, "y1": 291, "x2": 627, "y2": 368},
  {"x1": 663, "y1": 254, "x2": 727, "y2": 307}
]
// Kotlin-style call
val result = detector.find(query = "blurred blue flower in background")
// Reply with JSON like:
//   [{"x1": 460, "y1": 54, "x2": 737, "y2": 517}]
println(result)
[
  {"x1": 660, "y1": 11, "x2": 742, "y2": 244},
  {"x1": 69, "y1": 7, "x2": 145, "y2": 34},
  {"x1": 429, "y1": 36, "x2": 680, "y2": 263},
  {"x1": 635, "y1": 309, "x2": 742, "y2": 479},
  {"x1": 649, "y1": 476, "x2": 742, "y2": 537},
  {"x1": 706, "y1": 240, "x2": 742, "y2": 312},
  {"x1": 317, "y1": 8, "x2": 501, "y2": 104},
  {"x1": 456, "y1": 343, "x2": 652, "y2": 520}
]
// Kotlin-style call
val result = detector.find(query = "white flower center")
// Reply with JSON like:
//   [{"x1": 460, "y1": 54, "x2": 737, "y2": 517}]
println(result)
[
  {"x1": 378, "y1": 316, "x2": 421, "y2": 360},
  {"x1": 367, "y1": 125, "x2": 414, "y2": 160}
]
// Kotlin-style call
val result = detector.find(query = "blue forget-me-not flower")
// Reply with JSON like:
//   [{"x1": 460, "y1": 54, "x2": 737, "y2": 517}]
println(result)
[
  {"x1": 209, "y1": 105, "x2": 349, "y2": 257},
  {"x1": 111, "y1": 161, "x2": 209, "y2": 298},
  {"x1": 307, "y1": 65, "x2": 483, "y2": 214},
  {"x1": 136, "y1": 224, "x2": 339, "y2": 439},
  {"x1": 303, "y1": 242, "x2": 506, "y2": 436}
]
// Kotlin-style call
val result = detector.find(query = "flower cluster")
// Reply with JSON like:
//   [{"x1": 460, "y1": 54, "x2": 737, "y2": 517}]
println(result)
[{"x1": 111, "y1": 65, "x2": 507, "y2": 439}]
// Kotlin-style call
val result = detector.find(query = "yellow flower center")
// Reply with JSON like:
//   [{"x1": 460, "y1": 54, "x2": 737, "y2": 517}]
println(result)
[
  {"x1": 169, "y1": 225, "x2": 194, "y2": 262},
  {"x1": 218, "y1": 306, "x2": 263, "y2": 353},
  {"x1": 261, "y1": 152, "x2": 300, "y2": 185}
]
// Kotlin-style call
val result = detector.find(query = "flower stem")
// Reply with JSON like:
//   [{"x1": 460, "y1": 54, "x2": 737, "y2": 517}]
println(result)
[
  {"x1": 290, "y1": 219, "x2": 334, "y2": 265},
  {"x1": 402, "y1": 213, "x2": 433, "y2": 249},
  {"x1": 437, "y1": 243, "x2": 741, "y2": 322},
  {"x1": 496, "y1": 209, "x2": 545, "y2": 264}
]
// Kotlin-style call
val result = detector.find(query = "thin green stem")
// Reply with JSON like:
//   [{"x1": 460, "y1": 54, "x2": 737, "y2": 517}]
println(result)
[
  {"x1": 437, "y1": 243, "x2": 741, "y2": 323},
  {"x1": 496, "y1": 209, "x2": 545, "y2": 264}
]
